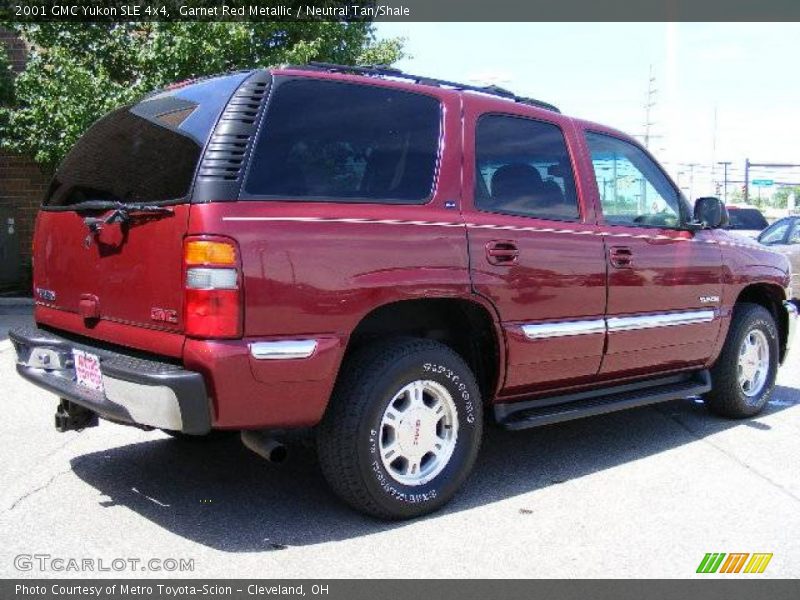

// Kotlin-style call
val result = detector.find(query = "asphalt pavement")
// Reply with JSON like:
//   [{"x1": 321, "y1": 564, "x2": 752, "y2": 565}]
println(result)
[{"x1": 0, "y1": 305, "x2": 798, "y2": 578}]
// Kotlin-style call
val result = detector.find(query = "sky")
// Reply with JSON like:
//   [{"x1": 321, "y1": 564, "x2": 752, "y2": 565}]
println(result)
[{"x1": 374, "y1": 23, "x2": 800, "y2": 200}]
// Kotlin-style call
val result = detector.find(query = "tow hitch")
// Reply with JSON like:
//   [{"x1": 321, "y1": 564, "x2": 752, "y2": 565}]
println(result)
[{"x1": 55, "y1": 399, "x2": 98, "y2": 432}]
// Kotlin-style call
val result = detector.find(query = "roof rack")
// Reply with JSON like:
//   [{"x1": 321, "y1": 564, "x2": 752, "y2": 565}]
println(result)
[{"x1": 291, "y1": 62, "x2": 561, "y2": 113}]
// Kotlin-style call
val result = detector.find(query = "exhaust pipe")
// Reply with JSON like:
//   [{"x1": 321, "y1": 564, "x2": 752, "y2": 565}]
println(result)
[{"x1": 241, "y1": 430, "x2": 288, "y2": 464}]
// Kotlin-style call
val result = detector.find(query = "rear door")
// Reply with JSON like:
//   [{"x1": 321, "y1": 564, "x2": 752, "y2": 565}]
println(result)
[
  {"x1": 463, "y1": 102, "x2": 607, "y2": 397},
  {"x1": 582, "y1": 129, "x2": 724, "y2": 377},
  {"x1": 33, "y1": 72, "x2": 250, "y2": 351}
]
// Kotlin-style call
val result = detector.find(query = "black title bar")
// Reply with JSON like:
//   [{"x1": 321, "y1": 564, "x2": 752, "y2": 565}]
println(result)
[{"x1": 3, "y1": 0, "x2": 800, "y2": 22}]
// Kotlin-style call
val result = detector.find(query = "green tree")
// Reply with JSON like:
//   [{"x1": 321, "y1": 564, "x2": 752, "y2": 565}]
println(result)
[
  {"x1": 0, "y1": 22, "x2": 404, "y2": 167},
  {"x1": 771, "y1": 186, "x2": 800, "y2": 209}
]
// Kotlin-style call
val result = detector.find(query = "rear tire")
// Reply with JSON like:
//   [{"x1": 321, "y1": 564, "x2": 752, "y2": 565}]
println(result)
[
  {"x1": 704, "y1": 303, "x2": 779, "y2": 418},
  {"x1": 317, "y1": 337, "x2": 483, "y2": 520}
]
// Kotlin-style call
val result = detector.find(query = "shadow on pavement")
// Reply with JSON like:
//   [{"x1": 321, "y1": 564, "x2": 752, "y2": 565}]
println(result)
[
  {"x1": 0, "y1": 306, "x2": 34, "y2": 343},
  {"x1": 69, "y1": 388, "x2": 797, "y2": 552}
]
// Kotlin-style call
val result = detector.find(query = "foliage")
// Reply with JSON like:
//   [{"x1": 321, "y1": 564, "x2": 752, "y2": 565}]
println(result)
[
  {"x1": 771, "y1": 186, "x2": 800, "y2": 210},
  {"x1": 729, "y1": 185, "x2": 800, "y2": 209},
  {"x1": 0, "y1": 21, "x2": 404, "y2": 166}
]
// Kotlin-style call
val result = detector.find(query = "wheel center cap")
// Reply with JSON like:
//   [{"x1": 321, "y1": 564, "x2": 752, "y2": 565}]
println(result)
[
  {"x1": 397, "y1": 409, "x2": 436, "y2": 458},
  {"x1": 741, "y1": 348, "x2": 760, "y2": 379}
]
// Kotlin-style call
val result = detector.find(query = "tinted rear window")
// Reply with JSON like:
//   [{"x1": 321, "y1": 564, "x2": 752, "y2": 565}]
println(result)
[
  {"x1": 727, "y1": 208, "x2": 768, "y2": 230},
  {"x1": 245, "y1": 78, "x2": 441, "y2": 203},
  {"x1": 45, "y1": 72, "x2": 249, "y2": 207}
]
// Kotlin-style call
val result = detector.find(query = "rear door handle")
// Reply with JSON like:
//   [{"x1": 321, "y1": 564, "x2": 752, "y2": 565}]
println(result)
[
  {"x1": 609, "y1": 245, "x2": 633, "y2": 268},
  {"x1": 486, "y1": 240, "x2": 519, "y2": 265}
]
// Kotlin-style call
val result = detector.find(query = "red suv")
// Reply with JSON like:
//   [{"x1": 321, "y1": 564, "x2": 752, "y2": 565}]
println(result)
[{"x1": 11, "y1": 64, "x2": 797, "y2": 519}]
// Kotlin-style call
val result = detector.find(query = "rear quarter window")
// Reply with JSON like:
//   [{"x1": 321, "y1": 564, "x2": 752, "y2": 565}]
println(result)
[{"x1": 244, "y1": 78, "x2": 441, "y2": 204}]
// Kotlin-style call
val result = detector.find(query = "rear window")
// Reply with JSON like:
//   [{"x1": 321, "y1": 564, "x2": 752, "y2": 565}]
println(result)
[
  {"x1": 727, "y1": 208, "x2": 769, "y2": 230},
  {"x1": 44, "y1": 72, "x2": 250, "y2": 207},
  {"x1": 244, "y1": 78, "x2": 441, "y2": 203}
]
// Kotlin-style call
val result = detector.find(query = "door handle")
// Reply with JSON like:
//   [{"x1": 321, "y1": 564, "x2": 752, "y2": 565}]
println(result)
[
  {"x1": 486, "y1": 240, "x2": 519, "y2": 265},
  {"x1": 609, "y1": 245, "x2": 633, "y2": 268}
]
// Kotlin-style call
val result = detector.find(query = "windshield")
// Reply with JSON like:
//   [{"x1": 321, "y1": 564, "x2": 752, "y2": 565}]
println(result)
[
  {"x1": 44, "y1": 72, "x2": 250, "y2": 208},
  {"x1": 727, "y1": 208, "x2": 768, "y2": 230}
]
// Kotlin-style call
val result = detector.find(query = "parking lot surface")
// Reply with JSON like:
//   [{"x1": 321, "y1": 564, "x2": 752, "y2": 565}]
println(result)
[{"x1": 1, "y1": 306, "x2": 798, "y2": 578}]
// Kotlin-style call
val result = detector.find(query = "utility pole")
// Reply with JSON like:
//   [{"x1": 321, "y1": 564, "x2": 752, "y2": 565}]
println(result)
[
  {"x1": 643, "y1": 65, "x2": 657, "y2": 149},
  {"x1": 710, "y1": 107, "x2": 717, "y2": 191},
  {"x1": 744, "y1": 158, "x2": 750, "y2": 203},
  {"x1": 717, "y1": 161, "x2": 731, "y2": 203}
]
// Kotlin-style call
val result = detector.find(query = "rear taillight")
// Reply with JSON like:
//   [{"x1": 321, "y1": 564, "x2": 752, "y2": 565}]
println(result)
[{"x1": 184, "y1": 238, "x2": 242, "y2": 339}]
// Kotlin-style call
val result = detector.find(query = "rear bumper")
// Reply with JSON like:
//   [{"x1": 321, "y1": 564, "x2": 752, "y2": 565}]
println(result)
[{"x1": 9, "y1": 325, "x2": 211, "y2": 434}]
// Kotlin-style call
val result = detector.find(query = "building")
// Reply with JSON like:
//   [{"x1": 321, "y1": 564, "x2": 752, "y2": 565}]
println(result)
[{"x1": 0, "y1": 28, "x2": 48, "y2": 292}]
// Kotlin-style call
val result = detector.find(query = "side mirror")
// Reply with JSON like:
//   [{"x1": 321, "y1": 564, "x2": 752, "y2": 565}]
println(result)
[{"x1": 693, "y1": 197, "x2": 729, "y2": 229}]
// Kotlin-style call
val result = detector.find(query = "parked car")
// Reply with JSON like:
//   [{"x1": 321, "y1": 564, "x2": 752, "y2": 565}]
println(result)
[
  {"x1": 758, "y1": 216, "x2": 800, "y2": 300},
  {"x1": 10, "y1": 64, "x2": 797, "y2": 519},
  {"x1": 725, "y1": 205, "x2": 770, "y2": 239}
]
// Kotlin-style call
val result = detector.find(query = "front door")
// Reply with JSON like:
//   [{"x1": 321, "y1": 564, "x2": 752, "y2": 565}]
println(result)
[
  {"x1": 464, "y1": 106, "x2": 607, "y2": 397},
  {"x1": 582, "y1": 130, "x2": 724, "y2": 378}
]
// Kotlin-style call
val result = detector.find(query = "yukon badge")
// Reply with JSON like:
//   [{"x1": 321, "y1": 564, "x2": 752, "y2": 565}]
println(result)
[
  {"x1": 699, "y1": 295, "x2": 720, "y2": 304},
  {"x1": 35, "y1": 287, "x2": 56, "y2": 302},
  {"x1": 151, "y1": 307, "x2": 179, "y2": 324}
]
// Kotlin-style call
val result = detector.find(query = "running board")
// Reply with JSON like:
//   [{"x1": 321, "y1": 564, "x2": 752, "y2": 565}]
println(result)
[{"x1": 495, "y1": 370, "x2": 711, "y2": 430}]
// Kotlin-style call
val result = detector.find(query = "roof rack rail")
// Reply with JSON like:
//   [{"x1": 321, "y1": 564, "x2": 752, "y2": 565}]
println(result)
[{"x1": 291, "y1": 62, "x2": 560, "y2": 113}]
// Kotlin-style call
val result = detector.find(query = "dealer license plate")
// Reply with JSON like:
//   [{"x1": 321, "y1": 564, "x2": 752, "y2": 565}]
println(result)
[{"x1": 72, "y1": 349, "x2": 104, "y2": 392}]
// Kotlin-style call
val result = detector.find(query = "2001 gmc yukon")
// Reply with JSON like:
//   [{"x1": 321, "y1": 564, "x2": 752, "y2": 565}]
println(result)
[{"x1": 11, "y1": 63, "x2": 797, "y2": 519}]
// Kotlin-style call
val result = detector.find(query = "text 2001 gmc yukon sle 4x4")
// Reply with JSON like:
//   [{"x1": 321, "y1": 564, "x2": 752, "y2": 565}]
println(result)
[{"x1": 11, "y1": 64, "x2": 797, "y2": 519}]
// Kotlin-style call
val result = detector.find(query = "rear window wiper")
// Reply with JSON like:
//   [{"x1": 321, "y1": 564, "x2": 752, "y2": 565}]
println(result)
[{"x1": 81, "y1": 202, "x2": 174, "y2": 235}]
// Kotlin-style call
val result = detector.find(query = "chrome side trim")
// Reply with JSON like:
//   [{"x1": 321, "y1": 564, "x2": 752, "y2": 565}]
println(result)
[
  {"x1": 522, "y1": 309, "x2": 717, "y2": 340},
  {"x1": 607, "y1": 309, "x2": 715, "y2": 333},
  {"x1": 522, "y1": 319, "x2": 606, "y2": 340},
  {"x1": 249, "y1": 340, "x2": 318, "y2": 360}
]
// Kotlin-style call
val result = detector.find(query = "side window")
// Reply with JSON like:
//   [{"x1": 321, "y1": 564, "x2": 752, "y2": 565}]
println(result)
[
  {"x1": 474, "y1": 115, "x2": 580, "y2": 221},
  {"x1": 586, "y1": 132, "x2": 685, "y2": 228},
  {"x1": 790, "y1": 221, "x2": 800, "y2": 244},
  {"x1": 245, "y1": 79, "x2": 441, "y2": 204},
  {"x1": 759, "y1": 220, "x2": 790, "y2": 245}
]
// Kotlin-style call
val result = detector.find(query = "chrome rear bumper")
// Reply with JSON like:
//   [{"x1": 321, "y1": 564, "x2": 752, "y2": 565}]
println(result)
[{"x1": 9, "y1": 325, "x2": 211, "y2": 434}]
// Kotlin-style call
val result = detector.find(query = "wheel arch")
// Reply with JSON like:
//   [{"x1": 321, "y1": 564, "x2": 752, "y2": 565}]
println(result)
[
  {"x1": 341, "y1": 296, "x2": 506, "y2": 402},
  {"x1": 735, "y1": 282, "x2": 789, "y2": 363}
]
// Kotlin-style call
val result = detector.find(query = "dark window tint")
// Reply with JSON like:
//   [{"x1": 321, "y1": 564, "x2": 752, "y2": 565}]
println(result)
[
  {"x1": 727, "y1": 208, "x2": 769, "y2": 230},
  {"x1": 475, "y1": 115, "x2": 579, "y2": 220},
  {"x1": 245, "y1": 79, "x2": 441, "y2": 203},
  {"x1": 45, "y1": 72, "x2": 249, "y2": 207}
]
